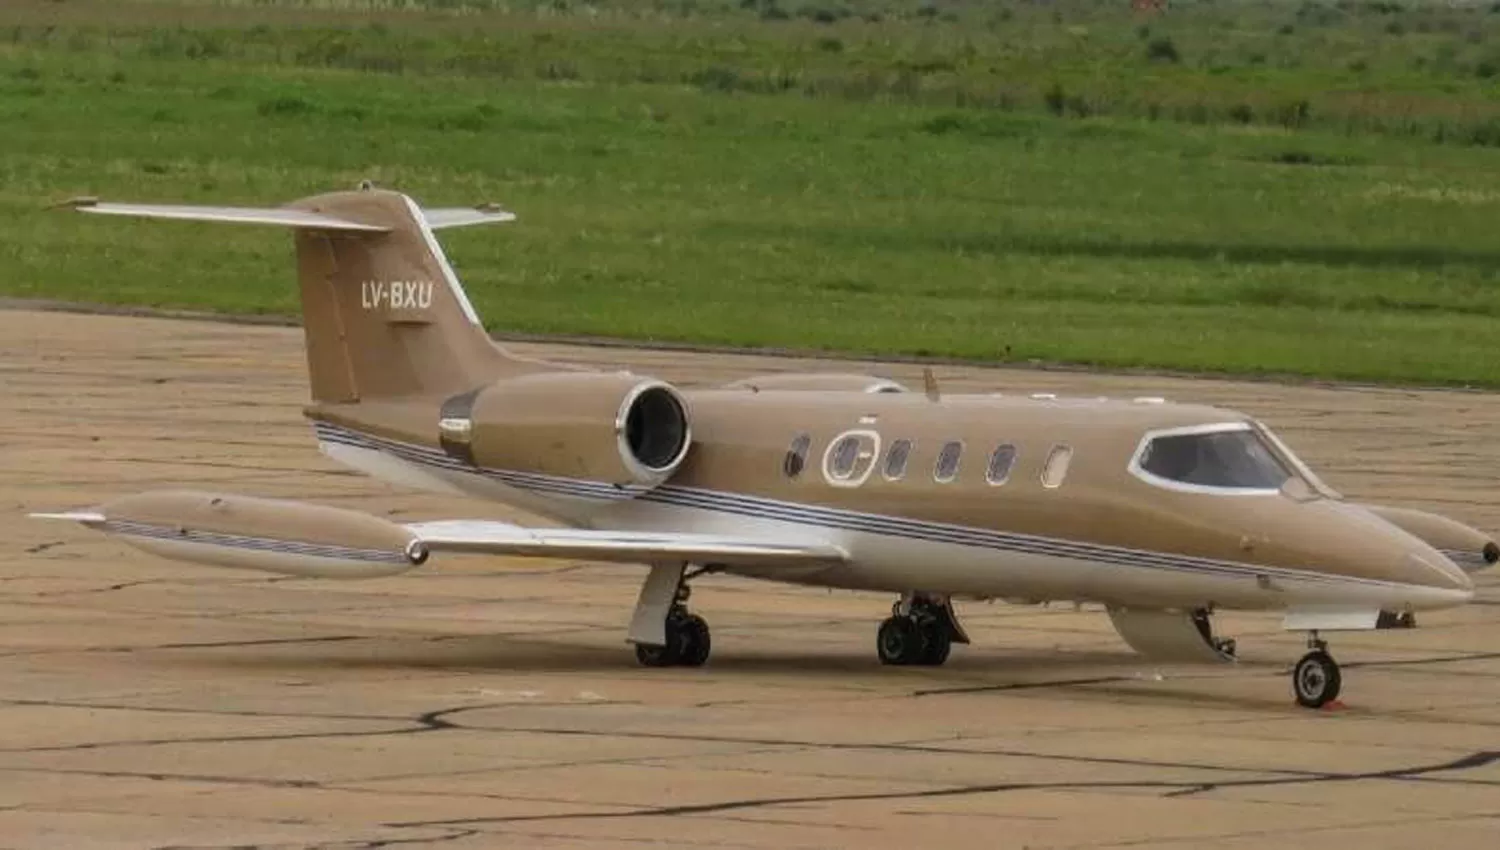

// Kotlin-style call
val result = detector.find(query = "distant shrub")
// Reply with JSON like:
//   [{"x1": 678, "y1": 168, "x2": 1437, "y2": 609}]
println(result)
[
  {"x1": 815, "y1": 36, "x2": 843, "y2": 53},
  {"x1": 690, "y1": 66, "x2": 741, "y2": 92},
  {"x1": 799, "y1": 5, "x2": 846, "y2": 24},
  {"x1": 1043, "y1": 82, "x2": 1066, "y2": 116},
  {"x1": 436, "y1": 108, "x2": 489, "y2": 132},
  {"x1": 918, "y1": 112, "x2": 1031, "y2": 139},
  {"x1": 1146, "y1": 37, "x2": 1180, "y2": 64},
  {"x1": 1273, "y1": 98, "x2": 1312, "y2": 128},
  {"x1": 539, "y1": 60, "x2": 580, "y2": 80},
  {"x1": 256, "y1": 96, "x2": 316, "y2": 117},
  {"x1": 1228, "y1": 103, "x2": 1254, "y2": 124},
  {"x1": 1477, "y1": 58, "x2": 1500, "y2": 79},
  {"x1": 1254, "y1": 149, "x2": 1357, "y2": 166},
  {"x1": 1460, "y1": 118, "x2": 1500, "y2": 147}
]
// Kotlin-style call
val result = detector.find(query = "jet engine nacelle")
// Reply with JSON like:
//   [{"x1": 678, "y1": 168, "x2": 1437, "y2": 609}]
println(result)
[
  {"x1": 1362, "y1": 504, "x2": 1498, "y2": 573},
  {"x1": 724, "y1": 372, "x2": 907, "y2": 394},
  {"x1": 439, "y1": 372, "x2": 692, "y2": 488}
]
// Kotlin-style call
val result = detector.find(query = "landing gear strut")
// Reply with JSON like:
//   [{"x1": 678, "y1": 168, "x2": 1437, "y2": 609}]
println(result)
[
  {"x1": 876, "y1": 594, "x2": 967, "y2": 666},
  {"x1": 629, "y1": 562, "x2": 712, "y2": 668},
  {"x1": 1292, "y1": 632, "x2": 1342, "y2": 708}
]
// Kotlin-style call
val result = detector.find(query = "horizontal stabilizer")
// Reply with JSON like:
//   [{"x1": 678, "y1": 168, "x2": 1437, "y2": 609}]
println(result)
[
  {"x1": 59, "y1": 197, "x2": 517, "y2": 233},
  {"x1": 422, "y1": 206, "x2": 517, "y2": 229},
  {"x1": 60, "y1": 198, "x2": 391, "y2": 232},
  {"x1": 407, "y1": 520, "x2": 848, "y2": 569}
]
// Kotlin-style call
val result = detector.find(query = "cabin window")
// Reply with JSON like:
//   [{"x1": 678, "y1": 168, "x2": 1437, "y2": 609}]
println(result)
[
  {"x1": 934, "y1": 440, "x2": 963, "y2": 483},
  {"x1": 1135, "y1": 424, "x2": 1291, "y2": 491},
  {"x1": 1041, "y1": 444, "x2": 1072, "y2": 489},
  {"x1": 884, "y1": 439, "x2": 912, "y2": 481},
  {"x1": 986, "y1": 443, "x2": 1017, "y2": 486},
  {"x1": 783, "y1": 433, "x2": 811, "y2": 479},
  {"x1": 828, "y1": 435, "x2": 861, "y2": 479}
]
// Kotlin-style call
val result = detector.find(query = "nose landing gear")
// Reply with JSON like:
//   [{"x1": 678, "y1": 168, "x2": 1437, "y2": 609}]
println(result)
[{"x1": 1292, "y1": 632, "x2": 1342, "y2": 708}]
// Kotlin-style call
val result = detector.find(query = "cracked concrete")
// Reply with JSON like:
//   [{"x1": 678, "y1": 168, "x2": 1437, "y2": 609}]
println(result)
[{"x1": 3, "y1": 309, "x2": 1499, "y2": 849}]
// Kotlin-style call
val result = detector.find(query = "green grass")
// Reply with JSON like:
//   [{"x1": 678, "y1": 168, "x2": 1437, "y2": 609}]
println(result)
[{"x1": 3, "y1": 0, "x2": 1500, "y2": 386}]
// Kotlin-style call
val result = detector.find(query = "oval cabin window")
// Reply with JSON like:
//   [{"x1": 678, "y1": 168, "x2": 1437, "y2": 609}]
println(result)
[
  {"x1": 934, "y1": 440, "x2": 963, "y2": 483},
  {"x1": 828, "y1": 435, "x2": 861, "y2": 479},
  {"x1": 1042, "y1": 444, "x2": 1073, "y2": 489},
  {"x1": 884, "y1": 439, "x2": 912, "y2": 481},
  {"x1": 986, "y1": 443, "x2": 1017, "y2": 486},
  {"x1": 783, "y1": 434, "x2": 811, "y2": 479}
]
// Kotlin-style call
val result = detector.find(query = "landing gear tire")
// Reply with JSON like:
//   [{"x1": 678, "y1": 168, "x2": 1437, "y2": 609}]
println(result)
[
  {"x1": 1292, "y1": 649, "x2": 1342, "y2": 708},
  {"x1": 877, "y1": 616, "x2": 927, "y2": 666},
  {"x1": 919, "y1": 621, "x2": 952, "y2": 666},
  {"x1": 877, "y1": 614, "x2": 952, "y2": 666},
  {"x1": 678, "y1": 613, "x2": 711, "y2": 668},
  {"x1": 634, "y1": 610, "x2": 712, "y2": 668}
]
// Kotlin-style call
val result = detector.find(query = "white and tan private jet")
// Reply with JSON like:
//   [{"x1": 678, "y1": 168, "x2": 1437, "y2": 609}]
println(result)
[{"x1": 33, "y1": 185, "x2": 1498, "y2": 708}]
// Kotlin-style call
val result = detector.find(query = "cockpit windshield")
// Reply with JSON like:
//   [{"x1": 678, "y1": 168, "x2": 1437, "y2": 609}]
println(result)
[{"x1": 1133, "y1": 424, "x2": 1293, "y2": 492}]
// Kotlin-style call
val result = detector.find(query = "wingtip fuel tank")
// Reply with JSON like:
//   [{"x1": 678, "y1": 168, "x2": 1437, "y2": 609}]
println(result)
[{"x1": 32, "y1": 490, "x2": 427, "y2": 579}]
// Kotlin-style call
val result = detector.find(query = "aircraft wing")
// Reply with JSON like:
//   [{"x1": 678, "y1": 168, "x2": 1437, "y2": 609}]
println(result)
[
  {"x1": 406, "y1": 520, "x2": 848, "y2": 568},
  {"x1": 28, "y1": 490, "x2": 846, "y2": 579}
]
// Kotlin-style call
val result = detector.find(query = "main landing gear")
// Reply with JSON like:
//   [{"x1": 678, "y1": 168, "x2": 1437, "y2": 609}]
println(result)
[
  {"x1": 876, "y1": 594, "x2": 969, "y2": 666},
  {"x1": 629, "y1": 562, "x2": 712, "y2": 668},
  {"x1": 635, "y1": 608, "x2": 711, "y2": 668},
  {"x1": 1292, "y1": 632, "x2": 1342, "y2": 709}
]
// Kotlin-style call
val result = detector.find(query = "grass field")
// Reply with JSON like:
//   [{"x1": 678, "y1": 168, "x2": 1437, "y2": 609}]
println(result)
[{"x1": 3, "y1": 0, "x2": 1500, "y2": 386}]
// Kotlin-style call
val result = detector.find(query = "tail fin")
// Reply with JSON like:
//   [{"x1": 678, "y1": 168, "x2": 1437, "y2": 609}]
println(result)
[{"x1": 64, "y1": 185, "x2": 534, "y2": 403}]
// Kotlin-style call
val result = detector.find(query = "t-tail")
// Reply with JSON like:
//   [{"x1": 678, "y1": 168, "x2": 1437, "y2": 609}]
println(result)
[{"x1": 61, "y1": 183, "x2": 556, "y2": 403}]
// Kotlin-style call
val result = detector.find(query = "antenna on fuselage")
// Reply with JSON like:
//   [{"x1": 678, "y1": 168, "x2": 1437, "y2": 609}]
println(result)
[{"x1": 922, "y1": 368, "x2": 941, "y2": 402}]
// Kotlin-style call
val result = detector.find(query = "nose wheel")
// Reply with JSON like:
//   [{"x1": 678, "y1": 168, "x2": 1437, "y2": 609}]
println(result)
[{"x1": 1292, "y1": 634, "x2": 1342, "y2": 708}]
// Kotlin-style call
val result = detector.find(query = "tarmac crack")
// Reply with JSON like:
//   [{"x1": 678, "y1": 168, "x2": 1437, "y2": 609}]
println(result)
[
  {"x1": 390, "y1": 748, "x2": 1500, "y2": 828},
  {"x1": 0, "y1": 700, "x2": 504, "y2": 755}
]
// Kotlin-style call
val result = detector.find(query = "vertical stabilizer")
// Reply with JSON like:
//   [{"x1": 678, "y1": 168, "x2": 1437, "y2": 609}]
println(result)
[
  {"x1": 64, "y1": 186, "x2": 552, "y2": 404},
  {"x1": 287, "y1": 189, "x2": 510, "y2": 402}
]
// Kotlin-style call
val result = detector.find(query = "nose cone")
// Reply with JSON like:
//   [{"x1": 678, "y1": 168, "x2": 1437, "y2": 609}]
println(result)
[
  {"x1": 1314, "y1": 503, "x2": 1474, "y2": 609},
  {"x1": 1402, "y1": 539, "x2": 1474, "y2": 594}
]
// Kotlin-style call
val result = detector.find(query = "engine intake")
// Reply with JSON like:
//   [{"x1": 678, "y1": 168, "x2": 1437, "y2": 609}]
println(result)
[{"x1": 439, "y1": 372, "x2": 691, "y2": 488}]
